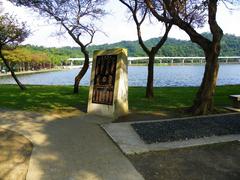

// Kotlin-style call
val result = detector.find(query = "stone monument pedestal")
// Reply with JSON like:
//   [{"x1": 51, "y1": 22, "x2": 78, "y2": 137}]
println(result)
[{"x1": 87, "y1": 48, "x2": 128, "y2": 119}]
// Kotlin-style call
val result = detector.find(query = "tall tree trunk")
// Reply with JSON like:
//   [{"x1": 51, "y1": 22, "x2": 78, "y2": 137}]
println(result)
[
  {"x1": 190, "y1": 0, "x2": 223, "y2": 115},
  {"x1": 0, "y1": 51, "x2": 26, "y2": 90},
  {"x1": 146, "y1": 0, "x2": 223, "y2": 114},
  {"x1": 73, "y1": 47, "x2": 89, "y2": 93},
  {"x1": 190, "y1": 40, "x2": 221, "y2": 115},
  {"x1": 146, "y1": 54, "x2": 155, "y2": 98}
]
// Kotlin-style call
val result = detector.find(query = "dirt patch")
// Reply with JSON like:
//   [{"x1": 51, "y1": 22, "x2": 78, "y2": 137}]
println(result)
[
  {"x1": 0, "y1": 128, "x2": 33, "y2": 180},
  {"x1": 128, "y1": 141, "x2": 240, "y2": 180},
  {"x1": 116, "y1": 111, "x2": 179, "y2": 123},
  {"x1": 116, "y1": 108, "x2": 231, "y2": 123}
]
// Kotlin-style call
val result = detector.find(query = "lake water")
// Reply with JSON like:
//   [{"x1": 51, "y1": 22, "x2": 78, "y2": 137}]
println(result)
[{"x1": 0, "y1": 65, "x2": 240, "y2": 87}]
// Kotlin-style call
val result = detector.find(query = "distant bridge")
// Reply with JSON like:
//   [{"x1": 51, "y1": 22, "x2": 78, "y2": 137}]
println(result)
[{"x1": 67, "y1": 56, "x2": 240, "y2": 66}]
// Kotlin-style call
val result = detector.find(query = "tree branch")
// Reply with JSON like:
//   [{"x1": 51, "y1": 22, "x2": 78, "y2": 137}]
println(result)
[
  {"x1": 208, "y1": 0, "x2": 223, "y2": 42},
  {"x1": 144, "y1": 0, "x2": 172, "y2": 23},
  {"x1": 152, "y1": 23, "x2": 172, "y2": 54}
]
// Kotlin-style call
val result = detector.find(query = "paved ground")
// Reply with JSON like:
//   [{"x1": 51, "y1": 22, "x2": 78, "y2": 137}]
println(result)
[
  {"x1": 0, "y1": 109, "x2": 143, "y2": 180},
  {"x1": 129, "y1": 141, "x2": 240, "y2": 180},
  {"x1": 0, "y1": 128, "x2": 33, "y2": 180}
]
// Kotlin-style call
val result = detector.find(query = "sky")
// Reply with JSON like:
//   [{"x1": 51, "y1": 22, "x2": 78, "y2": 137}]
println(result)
[{"x1": 1, "y1": 0, "x2": 240, "y2": 48}]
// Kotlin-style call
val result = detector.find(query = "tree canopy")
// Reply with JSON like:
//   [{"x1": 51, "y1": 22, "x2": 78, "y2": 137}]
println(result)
[
  {"x1": 0, "y1": 14, "x2": 29, "y2": 49},
  {"x1": 9, "y1": 0, "x2": 108, "y2": 93},
  {"x1": 144, "y1": 0, "x2": 231, "y2": 114},
  {"x1": 0, "y1": 13, "x2": 30, "y2": 90}
]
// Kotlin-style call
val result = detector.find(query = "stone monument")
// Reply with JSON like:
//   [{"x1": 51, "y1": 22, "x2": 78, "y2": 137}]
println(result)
[{"x1": 87, "y1": 48, "x2": 128, "y2": 119}]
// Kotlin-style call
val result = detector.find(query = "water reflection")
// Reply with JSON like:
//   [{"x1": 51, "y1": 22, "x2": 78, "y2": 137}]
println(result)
[{"x1": 0, "y1": 64, "x2": 239, "y2": 87}]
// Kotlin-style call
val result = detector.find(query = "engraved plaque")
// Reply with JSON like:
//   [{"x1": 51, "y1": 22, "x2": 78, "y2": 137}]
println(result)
[
  {"x1": 92, "y1": 55, "x2": 117, "y2": 105},
  {"x1": 87, "y1": 48, "x2": 128, "y2": 118}
]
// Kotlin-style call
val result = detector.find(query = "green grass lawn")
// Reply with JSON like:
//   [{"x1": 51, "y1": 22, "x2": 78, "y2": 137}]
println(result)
[{"x1": 0, "y1": 84, "x2": 239, "y2": 114}]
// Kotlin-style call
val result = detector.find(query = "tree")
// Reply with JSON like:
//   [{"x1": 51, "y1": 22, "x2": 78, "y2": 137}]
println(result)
[
  {"x1": 9, "y1": 0, "x2": 107, "y2": 93},
  {"x1": 0, "y1": 1, "x2": 3, "y2": 13},
  {"x1": 119, "y1": 0, "x2": 172, "y2": 98},
  {"x1": 0, "y1": 13, "x2": 29, "y2": 90},
  {"x1": 145, "y1": 0, "x2": 232, "y2": 115}
]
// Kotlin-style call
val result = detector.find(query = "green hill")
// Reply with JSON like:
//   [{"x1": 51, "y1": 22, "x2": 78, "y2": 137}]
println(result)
[
  {"x1": 15, "y1": 33, "x2": 240, "y2": 65},
  {"x1": 89, "y1": 33, "x2": 240, "y2": 57}
]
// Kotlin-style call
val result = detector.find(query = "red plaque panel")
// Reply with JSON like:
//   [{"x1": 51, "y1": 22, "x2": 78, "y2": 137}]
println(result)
[{"x1": 92, "y1": 55, "x2": 117, "y2": 105}]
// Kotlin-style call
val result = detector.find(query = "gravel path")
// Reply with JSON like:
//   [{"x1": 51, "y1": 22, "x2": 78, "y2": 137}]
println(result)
[{"x1": 132, "y1": 113, "x2": 240, "y2": 144}]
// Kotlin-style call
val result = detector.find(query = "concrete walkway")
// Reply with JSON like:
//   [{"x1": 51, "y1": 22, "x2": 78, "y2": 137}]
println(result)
[{"x1": 0, "y1": 109, "x2": 144, "y2": 180}]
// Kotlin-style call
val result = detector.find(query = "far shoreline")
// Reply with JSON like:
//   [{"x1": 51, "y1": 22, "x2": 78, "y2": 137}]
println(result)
[{"x1": 0, "y1": 68, "x2": 65, "y2": 77}]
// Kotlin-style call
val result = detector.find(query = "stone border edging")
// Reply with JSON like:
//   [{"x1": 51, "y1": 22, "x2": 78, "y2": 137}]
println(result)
[{"x1": 102, "y1": 113, "x2": 240, "y2": 155}]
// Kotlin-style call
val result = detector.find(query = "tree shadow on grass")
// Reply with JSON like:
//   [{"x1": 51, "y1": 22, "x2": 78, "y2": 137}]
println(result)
[{"x1": 0, "y1": 85, "x2": 89, "y2": 112}]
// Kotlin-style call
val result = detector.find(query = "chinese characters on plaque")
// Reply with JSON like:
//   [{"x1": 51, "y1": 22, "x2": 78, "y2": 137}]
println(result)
[
  {"x1": 92, "y1": 55, "x2": 117, "y2": 105},
  {"x1": 87, "y1": 48, "x2": 128, "y2": 119}
]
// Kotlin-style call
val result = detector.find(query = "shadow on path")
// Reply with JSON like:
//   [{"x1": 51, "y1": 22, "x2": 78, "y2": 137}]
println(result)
[{"x1": 0, "y1": 109, "x2": 143, "y2": 180}]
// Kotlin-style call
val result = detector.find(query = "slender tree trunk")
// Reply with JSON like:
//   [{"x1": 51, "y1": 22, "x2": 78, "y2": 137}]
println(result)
[
  {"x1": 73, "y1": 47, "x2": 89, "y2": 93},
  {"x1": 0, "y1": 51, "x2": 26, "y2": 90},
  {"x1": 146, "y1": 54, "x2": 155, "y2": 98}
]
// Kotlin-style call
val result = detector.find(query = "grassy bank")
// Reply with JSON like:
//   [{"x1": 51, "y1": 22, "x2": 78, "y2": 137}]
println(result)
[{"x1": 0, "y1": 84, "x2": 239, "y2": 115}]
